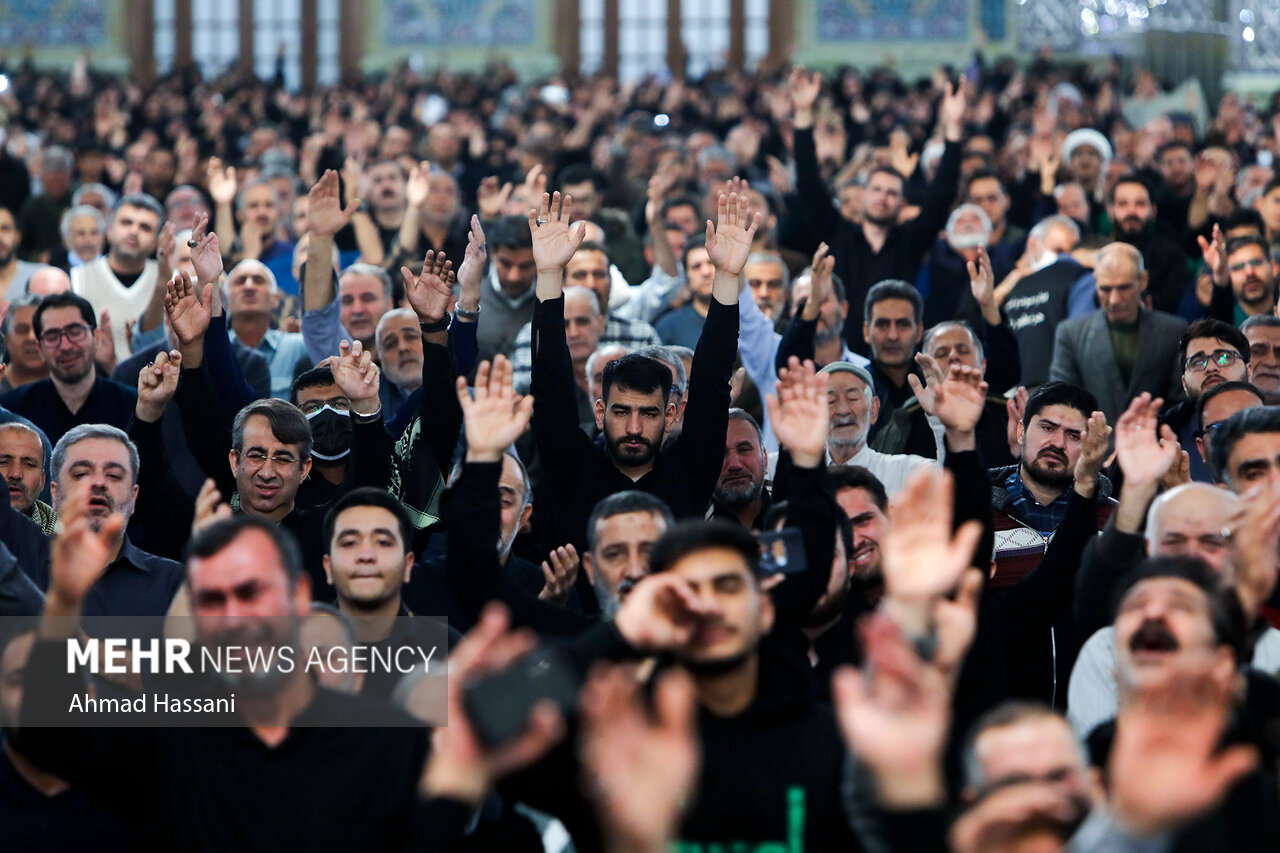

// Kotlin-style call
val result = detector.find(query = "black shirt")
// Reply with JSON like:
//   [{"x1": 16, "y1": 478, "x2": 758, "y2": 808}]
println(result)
[
  {"x1": 0, "y1": 374, "x2": 137, "y2": 447},
  {"x1": 71, "y1": 539, "x2": 183, "y2": 640},
  {"x1": 0, "y1": 746, "x2": 133, "y2": 853}
]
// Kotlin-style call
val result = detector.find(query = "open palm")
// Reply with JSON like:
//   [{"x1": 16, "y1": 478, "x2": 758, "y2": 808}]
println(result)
[
  {"x1": 401, "y1": 250, "x2": 454, "y2": 323},
  {"x1": 529, "y1": 192, "x2": 586, "y2": 273},
  {"x1": 458, "y1": 356, "x2": 534, "y2": 456},
  {"x1": 165, "y1": 270, "x2": 213, "y2": 345},
  {"x1": 704, "y1": 191, "x2": 760, "y2": 275},
  {"x1": 883, "y1": 468, "x2": 983, "y2": 602}
]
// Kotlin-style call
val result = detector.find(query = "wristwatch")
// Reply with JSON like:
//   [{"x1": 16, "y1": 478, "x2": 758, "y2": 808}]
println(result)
[
  {"x1": 454, "y1": 301, "x2": 480, "y2": 321},
  {"x1": 419, "y1": 312, "x2": 451, "y2": 333}
]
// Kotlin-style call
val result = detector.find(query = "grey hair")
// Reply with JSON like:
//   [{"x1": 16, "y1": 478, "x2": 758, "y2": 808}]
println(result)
[
  {"x1": 1145, "y1": 483, "x2": 1237, "y2": 553},
  {"x1": 41, "y1": 145, "x2": 74, "y2": 173},
  {"x1": 4, "y1": 294, "x2": 44, "y2": 337},
  {"x1": 743, "y1": 252, "x2": 791, "y2": 291},
  {"x1": 339, "y1": 263, "x2": 395, "y2": 304},
  {"x1": 961, "y1": 701, "x2": 1082, "y2": 790},
  {"x1": 586, "y1": 344, "x2": 632, "y2": 397},
  {"x1": 563, "y1": 285, "x2": 602, "y2": 317},
  {"x1": 375, "y1": 308, "x2": 419, "y2": 353},
  {"x1": 224, "y1": 259, "x2": 279, "y2": 307},
  {"x1": 1029, "y1": 214, "x2": 1081, "y2": 245},
  {"x1": 1241, "y1": 314, "x2": 1280, "y2": 333},
  {"x1": 1097, "y1": 241, "x2": 1146, "y2": 276},
  {"x1": 632, "y1": 344, "x2": 688, "y2": 400},
  {"x1": 51, "y1": 424, "x2": 140, "y2": 487},
  {"x1": 59, "y1": 205, "x2": 106, "y2": 242},
  {"x1": 944, "y1": 203, "x2": 992, "y2": 243},
  {"x1": 923, "y1": 321, "x2": 984, "y2": 362},
  {"x1": 112, "y1": 193, "x2": 165, "y2": 223},
  {"x1": 0, "y1": 421, "x2": 46, "y2": 463},
  {"x1": 697, "y1": 144, "x2": 737, "y2": 172},
  {"x1": 72, "y1": 183, "x2": 118, "y2": 210},
  {"x1": 234, "y1": 177, "x2": 282, "y2": 214}
]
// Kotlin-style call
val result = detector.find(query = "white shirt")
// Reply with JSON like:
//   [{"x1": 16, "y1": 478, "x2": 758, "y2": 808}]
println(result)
[
  {"x1": 830, "y1": 443, "x2": 936, "y2": 498},
  {"x1": 71, "y1": 256, "x2": 159, "y2": 361}
]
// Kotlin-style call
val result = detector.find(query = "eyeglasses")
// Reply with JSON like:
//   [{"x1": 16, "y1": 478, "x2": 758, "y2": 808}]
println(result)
[
  {"x1": 236, "y1": 450, "x2": 300, "y2": 469},
  {"x1": 39, "y1": 323, "x2": 92, "y2": 347},
  {"x1": 1229, "y1": 257, "x2": 1269, "y2": 273},
  {"x1": 1185, "y1": 350, "x2": 1241, "y2": 372},
  {"x1": 1194, "y1": 421, "x2": 1226, "y2": 440},
  {"x1": 298, "y1": 397, "x2": 351, "y2": 416}
]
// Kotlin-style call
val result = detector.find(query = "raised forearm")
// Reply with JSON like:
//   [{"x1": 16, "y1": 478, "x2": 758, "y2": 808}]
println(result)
[
  {"x1": 535, "y1": 270, "x2": 564, "y2": 302},
  {"x1": 351, "y1": 211, "x2": 384, "y2": 265},
  {"x1": 711, "y1": 269, "x2": 740, "y2": 307},
  {"x1": 215, "y1": 203, "x2": 237, "y2": 257},
  {"x1": 305, "y1": 232, "x2": 337, "y2": 312}
]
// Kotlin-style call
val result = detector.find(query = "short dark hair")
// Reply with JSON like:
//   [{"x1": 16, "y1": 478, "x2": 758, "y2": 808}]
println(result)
[
  {"x1": 1155, "y1": 140, "x2": 1192, "y2": 162},
  {"x1": 575, "y1": 239, "x2": 612, "y2": 269},
  {"x1": 1179, "y1": 318, "x2": 1249, "y2": 369},
  {"x1": 184, "y1": 515, "x2": 306, "y2": 584},
  {"x1": 1207, "y1": 403, "x2": 1280, "y2": 483},
  {"x1": 112, "y1": 192, "x2": 165, "y2": 223},
  {"x1": 291, "y1": 366, "x2": 336, "y2": 405},
  {"x1": 864, "y1": 279, "x2": 922, "y2": 327},
  {"x1": 1219, "y1": 207, "x2": 1265, "y2": 235},
  {"x1": 648, "y1": 519, "x2": 761, "y2": 578},
  {"x1": 601, "y1": 354, "x2": 672, "y2": 406},
  {"x1": 965, "y1": 169, "x2": 1007, "y2": 198},
  {"x1": 727, "y1": 408, "x2": 762, "y2": 441},
  {"x1": 682, "y1": 234, "x2": 707, "y2": 271},
  {"x1": 586, "y1": 491, "x2": 675, "y2": 551},
  {"x1": 232, "y1": 398, "x2": 313, "y2": 461},
  {"x1": 1022, "y1": 382, "x2": 1099, "y2": 428},
  {"x1": 961, "y1": 700, "x2": 1066, "y2": 789},
  {"x1": 488, "y1": 215, "x2": 533, "y2": 252},
  {"x1": 1261, "y1": 177, "x2": 1280, "y2": 201},
  {"x1": 558, "y1": 164, "x2": 605, "y2": 193},
  {"x1": 32, "y1": 291, "x2": 96, "y2": 338},
  {"x1": 661, "y1": 195, "x2": 700, "y2": 220},
  {"x1": 829, "y1": 465, "x2": 888, "y2": 511},
  {"x1": 1107, "y1": 176, "x2": 1151, "y2": 205},
  {"x1": 323, "y1": 487, "x2": 413, "y2": 555},
  {"x1": 1111, "y1": 555, "x2": 1246, "y2": 663},
  {"x1": 867, "y1": 165, "x2": 906, "y2": 188},
  {"x1": 1196, "y1": 380, "x2": 1263, "y2": 434},
  {"x1": 1225, "y1": 234, "x2": 1270, "y2": 261}
]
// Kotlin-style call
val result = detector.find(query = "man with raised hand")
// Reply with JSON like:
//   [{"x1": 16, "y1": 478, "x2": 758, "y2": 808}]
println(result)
[{"x1": 529, "y1": 189, "x2": 752, "y2": 554}]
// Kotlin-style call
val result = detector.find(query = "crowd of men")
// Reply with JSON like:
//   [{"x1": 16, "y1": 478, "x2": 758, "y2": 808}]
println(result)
[{"x1": 2, "y1": 45, "x2": 1280, "y2": 852}]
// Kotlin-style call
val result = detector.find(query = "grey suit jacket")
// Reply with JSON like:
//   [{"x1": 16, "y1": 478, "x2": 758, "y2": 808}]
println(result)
[{"x1": 1048, "y1": 307, "x2": 1187, "y2": 423}]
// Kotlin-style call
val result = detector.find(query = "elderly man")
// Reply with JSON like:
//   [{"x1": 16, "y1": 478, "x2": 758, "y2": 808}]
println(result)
[
  {"x1": 0, "y1": 295, "x2": 49, "y2": 391},
  {"x1": 0, "y1": 422, "x2": 54, "y2": 534},
  {"x1": 374, "y1": 307, "x2": 423, "y2": 422},
  {"x1": 26, "y1": 267, "x2": 71, "y2": 297},
  {"x1": 820, "y1": 361, "x2": 933, "y2": 497},
  {"x1": 224, "y1": 259, "x2": 310, "y2": 399},
  {"x1": 585, "y1": 343, "x2": 630, "y2": 408},
  {"x1": 1049, "y1": 242, "x2": 1187, "y2": 425},
  {"x1": 999, "y1": 215, "x2": 1084, "y2": 387},
  {"x1": 70, "y1": 193, "x2": 164, "y2": 361},
  {"x1": 212, "y1": 170, "x2": 298, "y2": 295},
  {"x1": 743, "y1": 252, "x2": 790, "y2": 321},
  {"x1": 923, "y1": 202, "x2": 993, "y2": 327},
  {"x1": 58, "y1": 204, "x2": 105, "y2": 269},
  {"x1": 1242, "y1": 314, "x2": 1280, "y2": 404}
]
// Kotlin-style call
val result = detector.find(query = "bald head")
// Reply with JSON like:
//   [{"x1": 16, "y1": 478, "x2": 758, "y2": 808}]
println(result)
[
  {"x1": 1095, "y1": 242, "x2": 1148, "y2": 325},
  {"x1": 1145, "y1": 483, "x2": 1237, "y2": 575},
  {"x1": 26, "y1": 267, "x2": 71, "y2": 296}
]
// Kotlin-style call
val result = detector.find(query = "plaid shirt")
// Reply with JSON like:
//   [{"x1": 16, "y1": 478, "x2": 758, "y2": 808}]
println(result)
[
  {"x1": 1002, "y1": 469, "x2": 1071, "y2": 536},
  {"x1": 512, "y1": 313, "x2": 662, "y2": 393}
]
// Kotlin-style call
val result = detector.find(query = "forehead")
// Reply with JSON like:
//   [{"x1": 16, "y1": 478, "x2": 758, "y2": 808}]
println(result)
[
  {"x1": 230, "y1": 263, "x2": 271, "y2": 284},
  {"x1": 1202, "y1": 389, "x2": 1261, "y2": 423},
  {"x1": 1186, "y1": 337, "x2": 1237, "y2": 356},
  {"x1": 976, "y1": 717, "x2": 1080, "y2": 775},
  {"x1": 368, "y1": 163, "x2": 404, "y2": 180},
  {"x1": 564, "y1": 293, "x2": 598, "y2": 317},
  {"x1": 379, "y1": 314, "x2": 418, "y2": 336},
  {"x1": 968, "y1": 177, "x2": 1003, "y2": 196},
  {"x1": 1230, "y1": 430, "x2": 1280, "y2": 465},
  {"x1": 11, "y1": 305, "x2": 36, "y2": 323},
  {"x1": 71, "y1": 213, "x2": 100, "y2": 229},
  {"x1": 1030, "y1": 404, "x2": 1087, "y2": 430},
  {"x1": 241, "y1": 414, "x2": 303, "y2": 449},
  {"x1": 827, "y1": 371, "x2": 868, "y2": 396},
  {"x1": 243, "y1": 184, "x2": 276, "y2": 203},
  {"x1": 0, "y1": 428, "x2": 42, "y2": 455},
  {"x1": 1246, "y1": 325, "x2": 1280, "y2": 345},
  {"x1": 498, "y1": 454, "x2": 527, "y2": 496},
  {"x1": 869, "y1": 298, "x2": 916, "y2": 321},
  {"x1": 340, "y1": 273, "x2": 384, "y2": 295},
  {"x1": 1156, "y1": 491, "x2": 1234, "y2": 533},
  {"x1": 1121, "y1": 576, "x2": 1208, "y2": 609},
  {"x1": 188, "y1": 528, "x2": 288, "y2": 591},
  {"x1": 608, "y1": 385, "x2": 667, "y2": 407},
  {"x1": 1161, "y1": 147, "x2": 1191, "y2": 162},
  {"x1": 928, "y1": 325, "x2": 976, "y2": 349},
  {"x1": 333, "y1": 504, "x2": 402, "y2": 539},
  {"x1": 595, "y1": 510, "x2": 666, "y2": 551},
  {"x1": 41, "y1": 306, "x2": 85, "y2": 328},
  {"x1": 567, "y1": 250, "x2": 609, "y2": 271},
  {"x1": 667, "y1": 545, "x2": 754, "y2": 585},
  {"x1": 954, "y1": 211, "x2": 985, "y2": 229},
  {"x1": 0, "y1": 209, "x2": 15, "y2": 227},
  {"x1": 1228, "y1": 243, "x2": 1266, "y2": 263},
  {"x1": 744, "y1": 260, "x2": 784, "y2": 280},
  {"x1": 836, "y1": 486, "x2": 882, "y2": 517},
  {"x1": 1096, "y1": 258, "x2": 1140, "y2": 284},
  {"x1": 60, "y1": 437, "x2": 130, "y2": 471},
  {"x1": 686, "y1": 246, "x2": 711, "y2": 266},
  {"x1": 295, "y1": 381, "x2": 341, "y2": 405},
  {"x1": 1113, "y1": 183, "x2": 1150, "y2": 204},
  {"x1": 867, "y1": 172, "x2": 903, "y2": 191},
  {"x1": 114, "y1": 204, "x2": 159, "y2": 225},
  {"x1": 726, "y1": 419, "x2": 761, "y2": 447}
]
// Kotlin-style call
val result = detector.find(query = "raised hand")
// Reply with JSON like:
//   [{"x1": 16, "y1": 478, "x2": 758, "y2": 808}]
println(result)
[
  {"x1": 645, "y1": 166, "x2": 677, "y2": 225},
  {"x1": 967, "y1": 244, "x2": 997, "y2": 313},
  {"x1": 800, "y1": 242, "x2": 834, "y2": 321},
  {"x1": 1227, "y1": 485, "x2": 1280, "y2": 620},
  {"x1": 458, "y1": 355, "x2": 534, "y2": 461},
  {"x1": 1005, "y1": 385, "x2": 1028, "y2": 460},
  {"x1": 508, "y1": 164, "x2": 546, "y2": 217},
  {"x1": 400, "y1": 250, "x2": 455, "y2": 323},
  {"x1": 420, "y1": 605, "x2": 565, "y2": 806},
  {"x1": 929, "y1": 363, "x2": 988, "y2": 437},
  {"x1": 1197, "y1": 223, "x2": 1228, "y2": 285},
  {"x1": 136, "y1": 349, "x2": 183, "y2": 423},
  {"x1": 49, "y1": 478, "x2": 126, "y2": 607},
  {"x1": 94, "y1": 309, "x2": 116, "y2": 372},
  {"x1": 155, "y1": 221, "x2": 176, "y2": 283},
  {"x1": 405, "y1": 160, "x2": 431, "y2": 208},
  {"x1": 538, "y1": 544, "x2": 580, "y2": 605},
  {"x1": 704, "y1": 191, "x2": 760, "y2": 276},
  {"x1": 528, "y1": 191, "x2": 586, "y2": 274},
  {"x1": 1110, "y1": 663, "x2": 1258, "y2": 836},
  {"x1": 612, "y1": 572, "x2": 719, "y2": 653},
  {"x1": 206, "y1": 157, "x2": 237, "y2": 206},
  {"x1": 883, "y1": 467, "x2": 983, "y2": 603},
  {"x1": 580, "y1": 665, "x2": 699, "y2": 852},
  {"x1": 332, "y1": 339, "x2": 380, "y2": 413},
  {"x1": 307, "y1": 169, "x2": 360, "y2": 237},
  {"x1": 1114, "y1": 393, "x2": 1178, "y2": 487},
  {"x1": 477, "y1": 176, "x2": 513, "y2": 221},
  {"x1": 192, "y1": 478, "x2": 232, "y2": 536},
  {"x1": 906, "y1": 352, "x2": 947, "y2": 416},
  {"x1": 1073, "y1": 411, "x2": 1112, "y2": 490},
  {"x1": 341, "y1": 156, "x2": 363, "y2": 207},
  {"x1": 455, "y1": 216, "x2": 487, "y2": 313},
  {"x1": 765, "y1": 357, "x2": 829, "y2": 468},
  {"x1": 789, "y1": 66, "x2": 822, "y2": 122},
  {"x1": 938, "y1": 79, "x2": 967, "y2": 140},
  {"x1": 831, "y1": 613, "x2": 949, "y2": 809},
  {"x1": 889, "y1": 128, "x2": 919, "y2": 178},
  {"x1": 165, "y1": 269, "x2": 214, "y2": 346},
  {"x1": 188, "y1": 211, "x2": 224, "y2": 285}
]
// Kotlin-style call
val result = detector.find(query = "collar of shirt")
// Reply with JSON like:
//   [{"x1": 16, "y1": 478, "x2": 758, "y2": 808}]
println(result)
[
  {"x1": 1003, "y1": 468, "x2": 1071, "y2": 535},
  {"x1": 114, "y1": 538, "x2": 158, "y2": 573},
  {"x1": 488, "y1": 268, "x2": 536, "y2": 309}
]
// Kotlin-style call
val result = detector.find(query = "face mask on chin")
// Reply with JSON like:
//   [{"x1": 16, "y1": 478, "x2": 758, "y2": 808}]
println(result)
[{"x1": 306, "y1": 405, "x2": 352, "y2": 461}]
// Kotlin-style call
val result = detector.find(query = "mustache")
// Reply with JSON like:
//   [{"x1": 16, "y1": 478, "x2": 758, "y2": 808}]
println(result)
[
  {"x1": 1130, "y1": 619, "x2": 1179, "y2": 653},
  {"x1": 1037, "y1": 447, "x2": 1068, "y2": 465}
]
